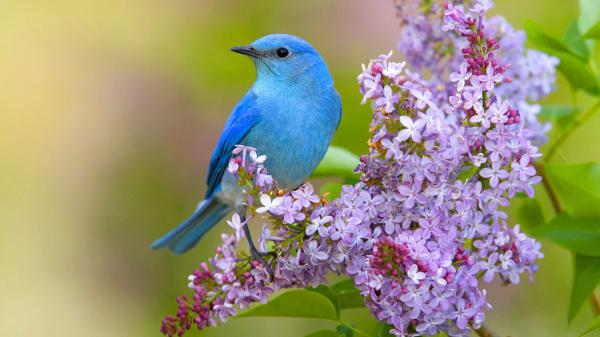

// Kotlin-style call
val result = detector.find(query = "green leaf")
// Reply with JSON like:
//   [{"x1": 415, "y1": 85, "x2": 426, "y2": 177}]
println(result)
[
  {"x1": 517, "y1": 197, "x2": 545, "y2": 230},
  {"x1": 579, "y1": 0, "x2": 600, "y2": 36},
  {"x1": 579, "y1": 315, "x2": 600, "y2": 336},
  {"x1": 569, "y1": 254, "x2": 600, "y2": 322},
  {"x1": 584, "y1": 20, "x2": 600, "y2": 39},
  {"x1": 376, "y1": 323, "x2": 395, "y2": 337},
  {"x1": 539, "y1": 105, "x2": 577, "y2": 131},
  {"x1": 554, "y1": 51, "x2": 600, "y2": 95},
  {"x1": 525, "y1": 20, "x2": 572, "y2": 55},
  {"x1": 564, "y1": 20, "x2": 590, "y2": 60},
  {"x1": 305, "y1": 331, "x2": 342, "y2": 337},
  {"x1": 457, "y1": 165, "x2": 478, "y2": 181},
  {"x1": 534, "y1": 213, "x2": 600, "y2": 255},
  {"x1": 238, "y1": 290, "x2": 339, "y2": 320},
  {"x1": 331, "y1": 278, "x2": 356, "y2": 293},
  {"x1": 545, "y1": 163, "x2": 600, "y2": 219},
  {"x1": 330, "y1": 278, "x2": 365, "y2": 309},
  {"x1": 312, "y1": 146, "x2": 360, "y2": 183},
  {"x1": 320, "y1": 183, "x2": 343, "y2": 200},
  {"x1": 339, "y1": 290, "x2": 364, "y2": 309},
  {"x1": 309, "y1": 285, "x2": 341, "y2": 316},
  {"x1": 525, "y1": 20, "x2": 599, "y2": 94},
  {"x1": 578, "y1": 0, "x2": 600, "y2": 59},
  {"x1": 539, "y1": 105, "x2": 577, "y2": 119},
  {"x1": 336, "y1": 325, "x2": 354, "y2": 337},
  {"x1": 540, "y1": 106, "x2": 576, "y2": 136}
]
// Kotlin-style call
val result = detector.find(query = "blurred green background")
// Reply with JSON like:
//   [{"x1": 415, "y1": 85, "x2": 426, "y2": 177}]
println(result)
[{"x1": 2, "y1": 0, "x2": 600, "y2": 336}]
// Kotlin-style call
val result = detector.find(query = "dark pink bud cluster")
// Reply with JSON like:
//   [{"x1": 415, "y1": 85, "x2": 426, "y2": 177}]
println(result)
[
  {"x1": 505, "y1": 106, "x2": 521, "y2": 125},
  {"x1": 160, "y1": 296, "x2": 194, "y2": 337},
  {"x1": 371, "y1": 63, "x2": 384, "y2": 76},
  {"x1": 160, "y1": 243, "x2": 244, "y2": 337},
  {"x1": 460, "y1": 25, "x2": 504, "y2": 79},
  {"x1": 190, "y1": 263, "x2": 213, "y2": 287},
  {"x1": 453, "y1": 247, "x2": 473, "y2": 265},
  {"x1": 471, "y1": 139, "x2": 483, "y2": 152},
  {"x1": 370, "y1": 237, "x2": 409, "y2": 278}
]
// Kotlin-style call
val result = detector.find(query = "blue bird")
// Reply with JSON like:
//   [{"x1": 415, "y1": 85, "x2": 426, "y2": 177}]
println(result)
[{"x1": 152, "y1": 34, "x2": 342, "y2": 272}]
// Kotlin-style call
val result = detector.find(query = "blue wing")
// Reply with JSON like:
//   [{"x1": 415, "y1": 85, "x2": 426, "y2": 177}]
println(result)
[{"x1": 205, "y1": 90, "x2": 261, "y2": 198}]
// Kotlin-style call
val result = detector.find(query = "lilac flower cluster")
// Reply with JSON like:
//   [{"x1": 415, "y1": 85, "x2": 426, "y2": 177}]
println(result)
[
  {"x1": 347, "y1": 1, "x2": 544, "y2": 335},
  {"x1": 162, "y1": 2, "x2": 547, "y2": 337},
  {"x1": 394, "y1": 0, "x2": 557, "y2": 144},
  {"x1": 160, "y1": 235, "x2": 271, "y2": 337},
  {"x1": 161, "y1": 147, "x2": 342, "y2": 336}
]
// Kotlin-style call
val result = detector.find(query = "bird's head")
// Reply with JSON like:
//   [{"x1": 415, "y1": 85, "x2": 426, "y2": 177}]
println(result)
[{"x1": 231, "y1": 34, "x2": 332, "y2": 85}]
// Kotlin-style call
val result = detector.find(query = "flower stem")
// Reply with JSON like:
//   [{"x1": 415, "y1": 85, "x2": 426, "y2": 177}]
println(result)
[
  {"x1": 475, "y1": 324, "x2": 500, "y2": 337},
  {"x1": 545, "y1": 100, "x2": 600, "y2": 162},
  {"x1": 535, "y1": 162, "x2": 562, "y2": 214}
]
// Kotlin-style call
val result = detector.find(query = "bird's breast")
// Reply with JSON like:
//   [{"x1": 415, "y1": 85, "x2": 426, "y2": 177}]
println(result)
[{"x1": 244, "y1": 91, "x2": 339, "y2": 189}]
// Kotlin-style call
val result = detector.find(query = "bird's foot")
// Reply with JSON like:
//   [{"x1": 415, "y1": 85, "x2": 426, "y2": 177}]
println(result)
[
  {"x1": 250, "y1": 248, "x2": 275, "y2": 281},
  {"x1": 241, "y1": 219, "x2": 275, "y2": 281}
]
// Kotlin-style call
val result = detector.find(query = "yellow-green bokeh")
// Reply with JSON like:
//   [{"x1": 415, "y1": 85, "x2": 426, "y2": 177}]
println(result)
[{"x1": 1, "y1": 1, "x2": 599, "y2": 336}]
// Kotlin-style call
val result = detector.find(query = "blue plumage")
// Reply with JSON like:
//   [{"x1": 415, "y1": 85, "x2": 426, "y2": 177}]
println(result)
[
  {"x1": 151, "y1": 196, "x2": 230, "y2": 254},
  {"x1": 205, "y1": 91, "x2": 260, "y2": 199},
  {"x1": 152, "y1": 34, "x2": 341, "y2": 254}
]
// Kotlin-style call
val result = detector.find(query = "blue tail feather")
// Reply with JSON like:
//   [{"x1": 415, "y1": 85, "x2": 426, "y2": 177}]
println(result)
[{"x1": 151, "y1": 197, "x2": 230, "y2": 255}]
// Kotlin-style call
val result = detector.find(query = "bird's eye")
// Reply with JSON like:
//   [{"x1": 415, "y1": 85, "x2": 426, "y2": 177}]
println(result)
[{"x1": 275, "y1": 47, "x2": 290, "y2": 58}]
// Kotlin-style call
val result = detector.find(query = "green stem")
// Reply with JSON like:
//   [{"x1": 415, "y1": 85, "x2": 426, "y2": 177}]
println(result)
[
  {"x1": 482, "y1": 90, "x2": 488, "y2": 111},
  {"x1": 545, "y1": 100, "x2": 600, "y2": 162}
]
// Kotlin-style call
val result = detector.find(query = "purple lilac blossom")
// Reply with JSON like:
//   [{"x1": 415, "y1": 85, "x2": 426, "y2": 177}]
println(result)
[
  {"x1": 353, "y1": 1, "x2": 543, "y2": 335},
  {"x1": 393, "y1": 0, "x2": 558, "y2": 144},
  {"x1": 161, "y1": 148, "x2": 343, "y2": 337}
]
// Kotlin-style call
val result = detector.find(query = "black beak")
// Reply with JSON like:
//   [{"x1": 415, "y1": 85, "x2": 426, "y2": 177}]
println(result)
[{"x1": 230, "y1": 45, "x2": 263, "y2": 58}]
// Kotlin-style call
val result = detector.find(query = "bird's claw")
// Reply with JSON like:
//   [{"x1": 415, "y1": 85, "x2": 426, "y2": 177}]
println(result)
[{"x1": 250, "y1": 249, "x2": 275, "y2": 281}]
